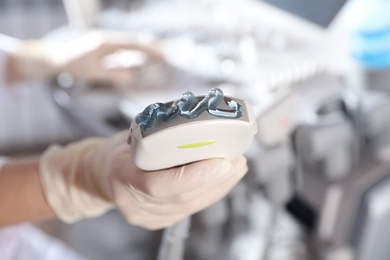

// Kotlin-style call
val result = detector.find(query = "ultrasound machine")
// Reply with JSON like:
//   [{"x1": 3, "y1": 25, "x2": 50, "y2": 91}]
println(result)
[{"x1": 55, "y1": 1, "x2": 390, "y2": 259}]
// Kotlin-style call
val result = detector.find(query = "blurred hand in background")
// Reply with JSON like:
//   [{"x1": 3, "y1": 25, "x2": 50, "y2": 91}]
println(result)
[{"x1": 6, "y1": 31, "x2": 163, "y2": 88}]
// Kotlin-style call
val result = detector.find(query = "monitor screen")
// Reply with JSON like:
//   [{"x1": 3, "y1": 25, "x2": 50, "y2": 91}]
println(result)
[{"x1": 261, "y1": 0, "x2": 347, "y2": 27}]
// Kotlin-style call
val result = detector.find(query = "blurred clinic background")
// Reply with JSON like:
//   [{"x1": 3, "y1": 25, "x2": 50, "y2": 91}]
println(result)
[{"x1": 2, "y1": 0, "x2": 390, "y2": 260}]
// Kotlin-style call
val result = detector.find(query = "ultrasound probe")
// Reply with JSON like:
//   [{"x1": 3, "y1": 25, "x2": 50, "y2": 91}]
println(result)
[{"x1": 128, "y1": 88, "x2": 257, "y2": 260}]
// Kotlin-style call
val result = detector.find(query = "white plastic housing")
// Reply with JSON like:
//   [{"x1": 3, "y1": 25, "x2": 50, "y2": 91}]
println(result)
[{"x1": 130, "y1": 100, "x2": 257, "y2": 171}]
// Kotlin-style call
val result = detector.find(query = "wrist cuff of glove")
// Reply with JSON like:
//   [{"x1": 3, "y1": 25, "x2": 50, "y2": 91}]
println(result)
[{"x1": 39, "y1": 139, "x2": 114, "y2": 223}]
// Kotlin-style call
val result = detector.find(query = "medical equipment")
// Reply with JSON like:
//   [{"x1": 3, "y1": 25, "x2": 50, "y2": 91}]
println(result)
[
  {"x1": 128, "y1": 88, "x2": 257, "y2": 260},
  {"x1": 285, "y1": 1, "x2": 390, "y2": 259},
  {"x1": 31, "y1": 0, "x2": 390, "y2": 259},
  {"x1": 129, "y1": 88, "x2": 257, "y2": 171}
]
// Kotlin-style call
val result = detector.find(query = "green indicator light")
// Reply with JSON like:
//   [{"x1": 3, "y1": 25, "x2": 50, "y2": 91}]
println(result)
[{"x1": 177, "y1": 140, "x2": 217, "y2": 149}]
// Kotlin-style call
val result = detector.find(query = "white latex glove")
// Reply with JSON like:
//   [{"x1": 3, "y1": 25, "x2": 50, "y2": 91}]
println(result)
[
  {"x1": 9, "y1": 32, "x2": 163, "y2": 87},
  {"x1": 40, "y1": 132, "x2": 248, "y2": 230}
]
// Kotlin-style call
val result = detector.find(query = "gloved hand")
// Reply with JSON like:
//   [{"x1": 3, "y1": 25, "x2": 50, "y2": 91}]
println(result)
[
  {"x1": 39, "y1": 132, "x2": 248, "y2": 230},
  {"x1": 8, "y1": 31, "x2": 162, "y2": 87}
]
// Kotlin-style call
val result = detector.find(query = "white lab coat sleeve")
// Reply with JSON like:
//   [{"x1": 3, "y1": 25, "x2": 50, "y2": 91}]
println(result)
[
  {"x1": 0, "y1": 34, "x2": 21, "y2": 87},
  {"x1": 0, "y1": 224, "x2": 86, "y2": 260}
]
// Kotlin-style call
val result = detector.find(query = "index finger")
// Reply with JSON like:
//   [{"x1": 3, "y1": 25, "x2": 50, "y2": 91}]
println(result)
[{"x1": 129, "y1": 156, "x2": 247, "y2": 198}]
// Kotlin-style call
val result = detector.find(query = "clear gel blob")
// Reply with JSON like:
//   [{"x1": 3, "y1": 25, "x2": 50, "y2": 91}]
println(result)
[{"x1": 135, "y1": 88, "x2": 243, "y2": 133}]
